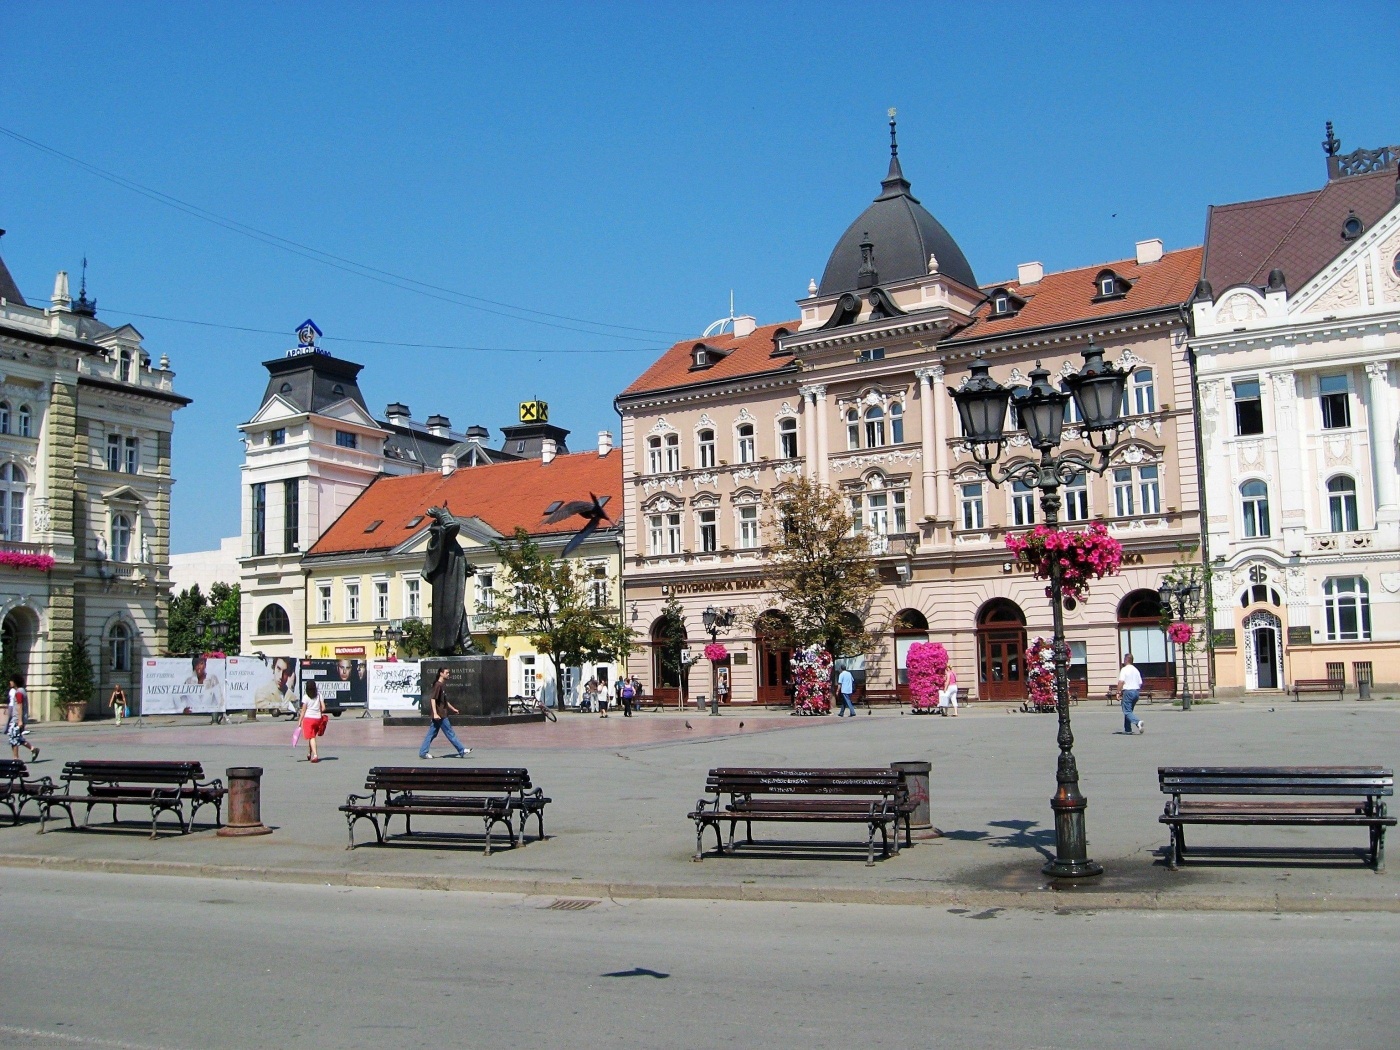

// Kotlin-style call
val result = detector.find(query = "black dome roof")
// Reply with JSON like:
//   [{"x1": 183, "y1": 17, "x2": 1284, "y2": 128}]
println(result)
[{"x1": 818, "y1": 148, "x2": 977, "y2": 296}]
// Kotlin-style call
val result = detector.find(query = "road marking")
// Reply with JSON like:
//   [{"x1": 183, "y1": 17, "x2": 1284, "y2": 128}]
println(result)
[{"x1": 0, "y1": 1025, "x2": 185, "y2": 1050}]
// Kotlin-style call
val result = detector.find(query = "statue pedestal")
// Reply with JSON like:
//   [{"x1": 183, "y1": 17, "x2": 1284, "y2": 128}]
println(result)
[{"x1": 383, "y1": 655, "x2": 544, "y2": 726}]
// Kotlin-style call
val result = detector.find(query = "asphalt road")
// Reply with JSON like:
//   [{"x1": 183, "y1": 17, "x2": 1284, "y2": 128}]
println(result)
[{"x1": 1, "y1": 870, "x2": 1395, "y2": 1050}]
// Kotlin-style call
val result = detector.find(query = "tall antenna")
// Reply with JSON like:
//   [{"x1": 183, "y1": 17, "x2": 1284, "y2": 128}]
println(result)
[{"x1": 702, "y1": 290, "x2": 739, "y2": 338}]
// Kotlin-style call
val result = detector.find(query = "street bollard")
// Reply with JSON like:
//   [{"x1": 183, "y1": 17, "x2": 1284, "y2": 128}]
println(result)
[
  {"x1": 217, "y1": 766, "x2": 273, "y2": 837},
  {"x1": 891, "y1": 760, "x2": 940, "y2": 839}
]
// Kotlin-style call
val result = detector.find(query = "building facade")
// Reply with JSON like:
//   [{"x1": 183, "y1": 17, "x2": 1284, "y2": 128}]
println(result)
[
  {"x1": 0, "y1": 246, "x2": 188, "y2": 717},
  {"x1": 617, "y1": 136, "x2": 1205, "y2": 705},
  {"x1": 1191, "y1": 141, "x2": 1400, "y2": 691}
]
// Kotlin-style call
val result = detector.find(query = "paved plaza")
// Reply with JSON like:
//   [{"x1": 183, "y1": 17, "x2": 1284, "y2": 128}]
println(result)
[{"x1": 3, "y1": 697, "x2": 1398, "y2": 910}]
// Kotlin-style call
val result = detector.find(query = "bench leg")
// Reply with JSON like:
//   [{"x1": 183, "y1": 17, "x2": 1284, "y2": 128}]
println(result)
[
  {"x1": 693, "y1": 820, "x2": 705, "y2": 862},
  {"x1": 1168, "y1": 825, "x2": 1185, "y2": 870},
  {"x1": 1373, "y1": 826, "x2": 1385, "y2": 874},
  {"x1": 346, "y1": 816, "x2": 356, "y2": 850},
  {"x1": 866, "y1": 823, "x2": 877, "y2": 867},
  {"x1": 482, "y1": 817, "x2": 493, "y2": 857}
]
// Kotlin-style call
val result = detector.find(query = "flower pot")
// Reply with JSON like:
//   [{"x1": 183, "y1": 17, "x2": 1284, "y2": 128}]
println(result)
[{"x1": 63, "y1": 703, "x2": 87, "y2": 723}]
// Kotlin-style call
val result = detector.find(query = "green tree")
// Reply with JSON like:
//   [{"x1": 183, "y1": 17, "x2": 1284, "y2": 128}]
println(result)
[
  {"x1": 395, "y1": 618, "x2": 435, "y2": 659},
  {"x1": 477, "y1": 527, "x2": 631, "y2": 704},
  {"x1": 761, "y1": 477, "x2": 881, "y2": 659},
  {"x1": 55, "y1": 636, "x2": 96, "y2": 713},
  {"x1": 652, "y1": 595, "x2": 688, "y2": 694},
  {"x1": 168, "y1": 582, "x2": 241, "y2": 655}
]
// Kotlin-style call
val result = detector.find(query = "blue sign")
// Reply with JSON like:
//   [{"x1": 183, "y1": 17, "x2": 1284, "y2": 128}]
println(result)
[{"x1": 288, "y1": 319, "x2": 328, "y2": 358}]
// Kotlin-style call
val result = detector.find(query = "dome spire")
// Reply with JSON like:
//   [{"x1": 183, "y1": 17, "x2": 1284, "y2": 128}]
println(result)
[{"x1": 878, "y1": 107, "x2": 913, "y2": 201}]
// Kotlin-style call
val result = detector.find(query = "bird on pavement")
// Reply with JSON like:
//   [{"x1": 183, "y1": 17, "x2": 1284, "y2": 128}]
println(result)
[
  {"x1": 543, "y1": 493, "x2": 612, "y2": 558},
  {"x1": 738, "y1": 721, "x2": 744, "y2": 730},
  {"x1": 684, "y1": 721, "x2": 693, "y2": 730}
]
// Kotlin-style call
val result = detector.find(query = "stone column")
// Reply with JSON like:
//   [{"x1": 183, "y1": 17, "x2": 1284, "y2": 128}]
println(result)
[
  {"x1": 929, "y1": 365, "x2": 952, "y2": 519},
  {"x1": 809, "y1": 385, "x2": 830, "y2": 486},
  {"x1": 1366, "y1": 361, "x2": 1398, "y2": 516},
  {"x1": 800, "y1": 385, "x2": 821, "y2": 481},
  {"x1": 915, "y1": 367, "x2": 941, "y2": 519}
]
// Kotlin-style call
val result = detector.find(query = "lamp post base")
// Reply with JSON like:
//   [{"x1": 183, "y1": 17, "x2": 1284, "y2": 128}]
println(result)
[
  {"x1": 1042, "y1": 856, "x2": 1104, "y2": 879},
  {"x1": 1044, "y1": 790, "x2": 1103, "y2": 880}
]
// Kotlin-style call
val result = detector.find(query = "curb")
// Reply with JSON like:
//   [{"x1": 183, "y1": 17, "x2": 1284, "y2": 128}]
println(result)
[{"x1": 2, "y1": 853, "x2": 1396, "y2": 913}]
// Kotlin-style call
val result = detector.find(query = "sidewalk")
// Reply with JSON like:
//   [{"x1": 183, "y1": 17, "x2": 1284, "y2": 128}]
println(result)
[{"x1": 4, "y1": 700, "x2": 1398, "y2": 911}]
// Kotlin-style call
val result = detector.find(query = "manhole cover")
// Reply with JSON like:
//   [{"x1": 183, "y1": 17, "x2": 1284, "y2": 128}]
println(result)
[{"x1": 544, "y1": 898, "x2": 600, "y2": 911}]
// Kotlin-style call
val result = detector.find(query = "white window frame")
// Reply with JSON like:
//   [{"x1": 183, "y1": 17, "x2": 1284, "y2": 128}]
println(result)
[
  {"x1": 1064, "y1": 474, "x2": 1089, "y2": 522},
  {"x1": 737, "y1": 505, "x2": 759, "y2": 549},
  {"x1": 110, "y1": 513, "x2": 133, "y2": 562},
  {"x1": 1130, "y1": 368, "x2": 1156, "y2": 415},
  {"x1": 736, "y1": 424, "x2": 755, "y2": 464},
  {"x1": 1113, "y1": 468, "x2": 1135, "y2": 517},
  {"x1": 109, "y1": 622, "x2": 132, "y2": 672},
  {"x1": 698, "y1": 508, "x2": 718, "y2": 552},
  {"x1": 1324, "y1": 576, "x2": 1371, "y2": 641},
  {"x1": 1011, "y1": 480, "x2": 1035, "y2": 527},
  {"x1": 663, "y1": 433, "x2": 680, "y2": 472},
  {"x1": 646, "y1": 436, "x2": 663, "y2": 474},
  {"x1": 17, "y1": 405, "x2": 31, "y2": 438},
  {"x1": 697, "y1": 429, "x2": 716, "y2": 469},
  {"x1": 1138, "y1": 465, "x2": 1161, "y2": 515},
  {"x1": 864, "y1": 406, "x2": 886, "y2": 448},
  {"x1": 1328, "y1": 475, "x2": 1360, "y2": 532},
  {"x1": 106, "y1": 433, "x2": 121, "y2": 472},
  {"x1": 344, "y1": 579, "x2": 361, "y2": 622},
  {"x1": 1241, "y1": 480, "x2": 1270, "y2": 538},
  {"x1": 404, "y1": 576, "x2": 421, "y2": 619},
  {"x1": 778, "y1": 418, "x2": 798, "y2": 459},
  {"x1": 124, "y1": 437, "x2": 139, "y2": 475},
  {"x1": 889, "y1": 402, "x2": 904, "y2": 444},
  {"x1": 373, "y1": 578, "x2": 390, "y2": 621},
  {"x1": 317, "y1": 582, "x2": 333, "y2": 624},
  {"x1": 960, "y1": 482, "x2": 985, "y2": 530},
  {"x1": 846, "y1": 409, "x2": 861, "y2": 450},
  {"x1": 0, "y1": 462, "x2": 26, "y2": 542},
  {"x1": 1319, "y1": 374, "x2": 1352, "y2": 430},
  {"x1": 664, "y1": 512, "x2": 681, "y2": 555},
  {"x1": 477, "y1": 572, "x2": 495, "y2": 613}
]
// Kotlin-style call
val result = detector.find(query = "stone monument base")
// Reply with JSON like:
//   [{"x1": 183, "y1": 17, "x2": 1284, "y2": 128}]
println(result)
[{"x1": 382, "y1": 654, "x2": 543, "y2": 727}]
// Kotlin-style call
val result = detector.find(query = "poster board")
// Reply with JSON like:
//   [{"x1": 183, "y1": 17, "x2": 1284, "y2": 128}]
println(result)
[
  {"x1": 141, "y1": 657, "x2": 227, "y2": 715},
  {"x1": 300, "y1": 658, "x2": 368, "y2": 712},
  {"x1": 368, "y1": 660, "x2": 422, "y2": 711},
  {"x1": 225, "y1": 656, "x2": 299, "y2": 713}
]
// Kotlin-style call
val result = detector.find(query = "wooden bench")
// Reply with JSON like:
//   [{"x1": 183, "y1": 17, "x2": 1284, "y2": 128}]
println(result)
[
  {"x1": 689, "y1": 767, "x2": 912, "y2": 866},
  {"x1": 0, "y1": 759, "x2": 52, "y2": 825},
  {"x1": 41, "y1": 760, "x2": 226, "y2": 838},
  {"x1": 1159, "y1": 766, "x2": 1395, "y2": 872},
  {"x1": 340, "y1": 767, "x2": 550, "y2": 854},
  {"x1": 1291, "y1": 678, "x2": 1345, "y2": 702}
]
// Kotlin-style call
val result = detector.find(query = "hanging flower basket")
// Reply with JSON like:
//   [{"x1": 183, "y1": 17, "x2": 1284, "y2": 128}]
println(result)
[
  {"x1": 906, "y1": 642, "x2": 948, "y2": 713},
  {"x1": 1005, "y1": 522, "x2": 1123, "y2": 603},
  {"x1": 703, "y1": 642, "x2": 729, "y2": 663},
  {"x1": 0, "y1": 550, "x2": 55, "y2": 572},
  {"x1": 1024, "y1": 637, "x2": 1057, "y2": 713},
  {"x1": 1167, "y1": 621, "x2": 1194, "y2": 646},
  {"x1": 790, "y1": 645, "x2": 832, "y2": 715}
]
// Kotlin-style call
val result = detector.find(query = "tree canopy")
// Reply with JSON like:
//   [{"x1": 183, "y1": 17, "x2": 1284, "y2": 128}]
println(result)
[{"x1": 168, "y1": 582, "x2": 241, "y2": 656}]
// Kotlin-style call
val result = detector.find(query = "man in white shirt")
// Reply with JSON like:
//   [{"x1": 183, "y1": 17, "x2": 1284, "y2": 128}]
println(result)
[
  {"x1": 836, "y1": 667, "x2": 856, "y2": 718},
  {"x1": 1117, "y1": 654, "x2": 1144, "y2": 735}
]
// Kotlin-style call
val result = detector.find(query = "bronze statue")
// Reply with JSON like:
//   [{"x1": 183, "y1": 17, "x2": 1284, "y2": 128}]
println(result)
[{"x1": 421, "y1": 505, "x2": 477, "y2": 655}]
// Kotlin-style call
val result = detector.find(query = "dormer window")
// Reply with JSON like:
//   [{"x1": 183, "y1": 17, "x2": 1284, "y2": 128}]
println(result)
[
  {"x1": 1092, "y1": 269, "x2": 1131, "y2": 302},
  {"x1": 694, "y1": 349, "x2": 708, "y2": 367},
  {"x1": 992, "y1": 293, "x2": 1011, "y2": 315},
  {"x1": 689, "y1": 342, "x2": 729, "y2": 371},
  {"x1": 1342, "y1": 211, "x2": 1363, "y2": 241},
  {"x1": 985, "y1": 287, "x2": 1026, "y2": 318}
]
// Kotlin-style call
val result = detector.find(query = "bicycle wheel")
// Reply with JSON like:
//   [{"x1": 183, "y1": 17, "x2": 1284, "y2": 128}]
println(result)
[{"x1": 543, "y1": 705, "x2": 557, "y2": 722}]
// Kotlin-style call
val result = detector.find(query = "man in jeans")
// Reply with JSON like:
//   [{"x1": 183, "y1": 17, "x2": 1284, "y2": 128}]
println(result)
[
  {"x1": 1118, "y1": 654, "x2": 1144, "y2": 735},
  {"x1": 420, "y1": 667, "x2": 471, "y2": 759},
  {"x1": 836, "y1": 667, "x2": 857, "y2": 717}
]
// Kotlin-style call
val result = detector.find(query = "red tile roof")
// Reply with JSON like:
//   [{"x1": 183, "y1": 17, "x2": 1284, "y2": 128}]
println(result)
[
  {"x1": 951, "y1": 246, "x2": 1204, "y2": 344},
  {"x1": 619, "y1": 322, "x2": 799, "y2": 398},
  {"x1": 307, "y1": 450, "x2": 623, "y2": 557},
  {"x1": 1203, "y1": 168, "x2": 1398, "y2": 293}
]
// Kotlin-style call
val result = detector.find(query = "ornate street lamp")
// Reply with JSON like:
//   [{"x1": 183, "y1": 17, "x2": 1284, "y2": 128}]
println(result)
[
  {"x1": 373, "y1": 621, "x2": 406, "y2": 659},
  {"x1": 1158, "y1": 578, "x2": 1204, "y2": 711},
  {"x1": 949, "y1": 344, "x2": 1128, "y2": 880},
  {"x1": 702, "y1": 605, "x2": 736, "y2": 717}
]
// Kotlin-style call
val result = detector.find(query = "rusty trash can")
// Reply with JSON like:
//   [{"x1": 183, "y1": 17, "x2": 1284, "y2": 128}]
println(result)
[
  {"x1": 217, "y1": 766, "x2": 273, "y2": 837},
  {"x1": 891, "y1": 760, "x2": 939, "y2": 839}
]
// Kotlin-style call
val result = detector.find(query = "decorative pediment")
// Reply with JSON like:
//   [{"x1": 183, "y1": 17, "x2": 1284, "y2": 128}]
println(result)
[
  {"x1": 695, "y1": 413, "x2": 715, "y2": 429},
  {"x1": 731, "y1": 488, "x2": 762, "y2": 506},
  {"x1": 642, "y1": 493, "x2": 681, "y2": 512},
  {"x1": 691, "y1": 492, "x2": 721, "y2": 509},
  {"x1": 1110, "y1": 441, "x2": 1162, "y2": 466},
  {"x1": 100, "y1": 484, "x2": 145, "y2": 505},
  {"x1": 735, "y1": 407, "x2": 756, "y2": 424},
  {"x1": 649, "y1": 417, "x2": 677, "y2": 434},
  {"x1": 1291, "y1": 202, "x2": 1400, "y2": 315},
  {"x1": 244, "y1": 395, "x2": 306, "y2": 428},
  {"x1": 1215, "y1": 289, "x2": 1267, "y2": 324},
  {"x1": 316, "y1": 399, "x2": 380, "y2": 428}
]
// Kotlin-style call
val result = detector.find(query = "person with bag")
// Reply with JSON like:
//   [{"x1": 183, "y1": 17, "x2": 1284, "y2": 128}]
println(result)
[
  {"x1": 7, "y1": 674, "x2": 38, "y2": 762},
  {"x1": 936, "y1": 667, "x2": 959, "y2": 716},
  {"x1": 297, "y1": 680, "x2": 328, "y2": 763},
  {"x1": 419, "y1": 667, "x2": 471, "y2": 759},
  {"x1": 619, "y1": 677, "x2": 635, "y2": 717},
  {"x1": 109, "y1": 684, "x2": 128, "y2": 726}
]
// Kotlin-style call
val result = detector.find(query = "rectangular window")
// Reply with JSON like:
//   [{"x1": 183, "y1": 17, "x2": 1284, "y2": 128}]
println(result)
[
  {"x1": 1012, "y1": 480, "x2": 1036, "y2": 526},
  {"x1": 849, "y1": 495, "x2": 864, "y2": 535},
  {"x1": 124, "y1": 437, "x2": 139, "y2": 474},
  {"x1": 1113, "y1": 468, "x2": 1135, "y2": 517},
  {"x1": 1319, "y1": 374, "x2": 1351, "y2": 429},
  {"x1": 857, "y1": 348, "x2": 885, "y2": 362},
  {"x1": 270, "y1": 428, "x2": 286, "y2": 446},
  {"x1": 1064, "y1": 474, "x2": 1089, "y2": 521},
  {"x1": 664, "y1": 436, "x2": 680, "y2": 472},
  {"x1": 283, "y1": 479, "x2": 299, "y2": 552},
  {"x1": 106, "y1": 434, "x2": 121, "y2": 472},
  {"x1": 737, "y1": 427, "x2": 755, "y2": 464},
  {"x1": 665, "y1": 512, "x2": 681, "y2": 554},
  {"x1": 477, "y1": 572, "x2": 494, "y2": 612},
  {"x1": 779, "y1": 422, "x2": 798, "y2": 459},
  {"x1": 960, "y1": 483, "x2": 985, "y2": 531},
  {"x1": 647, "y1": 438, "x2": 662, "y2": 474},
  {"x1": 404, "y1": 577, "x2": 421, "y2": 619},
  {"x1": 1138, "y1": 465, "x2": 1161, "y2": 515},
  {"x1": 1324, "y1": 577, "x2": 1371, "y2": 641},
  {"x1": 335, "y1": 430, "x2": 358, "y2": 449},
  {"x1": 892, "y1": 490, "x2": 907, "y2": 533},
  {"x1": 317, "y1": 583, "x2": 332, "y2": 623},
  {"x1": 698, "y1": 509, "x2": 717, "y2": 552},
  {"x1": 345, "y1": 581, "x2": 360, "y2": 622},
  {"x1": 698, "y1": 431, "x2": 716, "y2": 469},
  {"x1": 374, "y1": 579, "x2": 390, "y2": 621},
  {"x1": 588, "y1": 576, "x2": 608, "y2": 609},
  {"x1": 738, "y1": 506, "x2": 759, "y2": 549},
  {"x1": 1233, "y1": 378, "x2": 1263, "y2": 436},
  {"x1": 1132, "y1": 369, "x2": 1156, "y2": 415},
  {"x1": 868, "y1": 493, "x2": 890, "y2": 535},
  {"x1": 520, "y1": 656, "x2": 537, "y2": 699},
  {"x1": 647, "y1": 514, "x2": 664, "y2": 556},
  {"x1": 251, "y1": 483, "x2": 266, "y2": 557}
]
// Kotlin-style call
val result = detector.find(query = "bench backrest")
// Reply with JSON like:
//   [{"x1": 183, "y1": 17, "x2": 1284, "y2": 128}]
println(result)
[
  {"x1": 63, "y1": 760, "x2": 205, "y2": 786},
  {"x1": 707, "y1": 767, "x2": 906, "y2": 799},
  {"x1": 1159, "y1": 766, "x2": 1393, "y2": 797},
  {"x1": 1, "y1": 759, "x2": 28, "y2": 780},
  {"x1": 365, "y1": 767, "x2": 532, "y2": 795}
]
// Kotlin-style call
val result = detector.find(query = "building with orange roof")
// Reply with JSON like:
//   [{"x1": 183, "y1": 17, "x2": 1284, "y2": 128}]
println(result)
[{"x1": 616, "y1": 120, "x2": 1205, "y2": 706}]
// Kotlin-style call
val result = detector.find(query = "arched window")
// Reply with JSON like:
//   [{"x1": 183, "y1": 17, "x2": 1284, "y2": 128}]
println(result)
[
  {"x1": 0, "y1": 402, "x2": 10, "y2": 435},
  {"x1": 1327, "y1": 475, "x2": 1359, "y2": 532},
  {"x1": 110, "y1": 514, "x2": 132, "y2": 562},
  {"x1": 1324, "y1": 577, "x2": 1371, "y2": 641},
  {"x1": 864, "y1": 405, "x2": 886, "y2": 448},
  {"x1": 118, "y1": 349, "x2": 133, "y2": 383},
  {"x1": 697, "y1": 429, "x2": 716, "y2": 469},
  {"x1": 650, "y1": 616, "x2": 684, "y2": 692},
  {"x1": 0, "y1": 463, "x2": 25, "y2": 542},
  {"x1": 108, "y1": 622, "x2": 131, "y2": 672},
  {"x1": 257, "y1": 604, "x2": 291, "y2": 636},
  {"x1": 736, "y1": 423, "x2": 755, "y2": 464},
  {"x1": 1128, "y1": 368, "x2": 1156, "y2": 415},
  {"x1": 663, "y1": 432, "x2": 680, "y2": 472},
  {"x1": 17, "y1": 405, "x2": 31, "y2": 438},
  {"x1": 1241, "y1": 480, "x2": 1270, "y2": 538},
  {"x1": 778, "y1": 418, "x2": 798, "y2": 459},
  {"x1": 1118, "y1": 590, "x2": 1172, "y2": 683},
  {"x1": 889, "y1": 402, "x2": 904, "y2": 443},
  {"x1": 846, "y1": 408, "x2": 861, "y2": 450},
  {"x1": 892, "y1": 609, "x2": 929, "y2": 687},
  {"x1": 646, "y1": 435, "x2": 663, "y2": 474}
]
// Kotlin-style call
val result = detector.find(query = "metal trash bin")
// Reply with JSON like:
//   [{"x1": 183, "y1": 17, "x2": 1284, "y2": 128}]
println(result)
[{"x1": 891, "y1": 760, "x2": 939, "y2": 839}]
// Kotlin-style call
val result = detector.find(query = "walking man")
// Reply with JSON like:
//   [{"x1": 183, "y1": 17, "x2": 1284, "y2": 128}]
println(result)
[
  {"x1": 420, "y1": 667, "x2": 471, "y2": 759},
  {"x1": 7, "y1": 674, "x2": 38, "y2": 762},
  {"x1": 1118, "y1": 654, "x2": 1144, "y2": 735},
  {"x1": 836, "y1": 666, "x2": 857, "y2": 718}
]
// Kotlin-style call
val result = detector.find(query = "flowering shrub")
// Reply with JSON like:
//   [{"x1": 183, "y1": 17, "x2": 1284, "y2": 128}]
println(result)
[
  {"x1": 0, "y1": 550, "x2": 55, "y2": 571},
  {"x1": 791, "y1": 645, "x2": 832, "y2": 715},
  {"x1": 1025, "y1": 637, "x2": 1058, "y2": 713},
  {"x1": 906, "y1": 642, "x2": 949, "y2": 713},
  {"x1": 1005, "y1": 522, "x2": 1123, "y2": 602},
  {"x1": 1166, "y1": 621, "x2": 1194, "y2": 646},
  {"x1": 703, "y1": 642, "x2": 729, "y2": 663}
]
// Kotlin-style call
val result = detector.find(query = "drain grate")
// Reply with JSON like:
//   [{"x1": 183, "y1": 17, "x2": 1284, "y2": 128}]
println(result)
[{"x1": 545, "y1": 898, "x2": 601, "y2": 911}]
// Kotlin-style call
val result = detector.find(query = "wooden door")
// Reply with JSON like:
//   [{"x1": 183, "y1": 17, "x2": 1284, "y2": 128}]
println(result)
[{"x1": 978, "y1": 626, "x2": 1026, "y2": 701}]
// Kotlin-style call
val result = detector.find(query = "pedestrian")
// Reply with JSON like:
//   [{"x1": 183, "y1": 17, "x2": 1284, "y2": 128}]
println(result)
[
  {"x1": 298, "y1": 680, "x2": 328, "y2": 763},
  {"x1": 7, "y1": 674, "x2": 38, "y2": 762},
  {"x1": 1118, "y1": 654, "x2": 1144, "y2": 735},
  {"x1": 109, "y1": 683, "x2": 128, "y2": 726},
  {"x1": 937, "y1": 667, "x2": 959, "y2": 716},
  {"x1": 836, "y1": 666, "x2": 856, "y2": 718},
  {"x1": 419, "y1": 667, "x2": 471, "y2": 759},
  {"x1": 582, "y1": 675, "x2": 598, "y2": 713},
  {"x1": 619, "y1": 676, "x2": 635, "y2": 717},
  {"x1": 598, "y1": 675, "x2": 609, "y2": 718}
]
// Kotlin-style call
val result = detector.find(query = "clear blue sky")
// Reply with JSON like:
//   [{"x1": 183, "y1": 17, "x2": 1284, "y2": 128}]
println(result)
[{"x1": 2, "y1": 2, "x2": 1396, "y2": 553}]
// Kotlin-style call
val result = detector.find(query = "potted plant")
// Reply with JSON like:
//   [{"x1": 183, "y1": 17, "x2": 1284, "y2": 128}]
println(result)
[{"x1": 54, "y1": 637, "x2": 95, "y2": 722}]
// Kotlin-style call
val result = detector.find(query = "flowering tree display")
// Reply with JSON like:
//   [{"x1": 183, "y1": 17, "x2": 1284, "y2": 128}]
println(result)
[
  {"x1": 1004, "y1": 522, "x2": 1123, "y2": 602},
  {"x1": 1166, "y1": 621, "x2": 1194, "y2": 646},
  {"x1": 790, "y1": 644, "x2": 832, "y2": 715},
  {"x1": 1024, "y1": 637, "x2": 1057, "y2": 713},
  {"x1": 703, "y1": 642, "x2": 729, "y2": 664},
  {"x1": 906, "y1": 642, "x2": 949, "y2": 713}
]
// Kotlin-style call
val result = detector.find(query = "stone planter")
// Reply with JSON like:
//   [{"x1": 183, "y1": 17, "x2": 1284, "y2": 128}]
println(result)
[{"x1": 63, "y1": 703, "x2": 86, "y2": 723}]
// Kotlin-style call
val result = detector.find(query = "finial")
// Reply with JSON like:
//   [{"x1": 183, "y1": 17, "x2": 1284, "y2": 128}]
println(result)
[
  {"x1": 888, "y1": 107, "x2": 898, "y2": 157},
  {"x1": 1323, "y1": 121, "x2": 1340, "y2": 157},
  {"x1": 927, "y1": 253, "x2": 939, "y2": 275},
  {"x1": 73, "y1": 256, "x2": 97, "y2": 317},
  {"x1": 807, "y1": 277, "x2": 818, "y2": 297}
]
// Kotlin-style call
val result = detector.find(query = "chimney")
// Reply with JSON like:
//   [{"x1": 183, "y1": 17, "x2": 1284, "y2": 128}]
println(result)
[
  {"x1": 732, "y1": 315, "x2": 757, "y2": 338},
  {"x1": 598, "y1": 430, "x2": 613, "y2": 456},
  {"x1": 1016, "y1": 261, "x2": 1043, "y2": 286},
  {"x1": 440, "y1": 452, "x2": 455, "y2": 476},
  {"x1": 465, "y1": 424, "x2": 489, "y2": 442},
  {"x1": 1135, "y1": 239, "x2": 1164, "y2": 265},
  {"x1": 384, "y1": 402, "x2": 411, "y2": 423},
  {"x1": 51, "y1": 271, "x2": 71, "y2": 311},
  {"x1": 425, "y1": 414, "x2": 451, "y2": 438},
  {"x1": 540, "y1": 438, "x2": 557, "y2": 464}
]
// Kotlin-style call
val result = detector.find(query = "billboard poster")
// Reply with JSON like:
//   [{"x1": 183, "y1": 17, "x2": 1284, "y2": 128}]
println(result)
[
  {"x1": 300, "y1": 658, "x2": 368, "y2": 712},
  {"x1": 141, "y1": 655, "x2": 227, "y2": 715},
  {"x1": 368, "y1": 660, "x2": 422, "y2": 711},
  {"x1": 225, "y1": 655, "x2": 299, "y2": 713}
]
